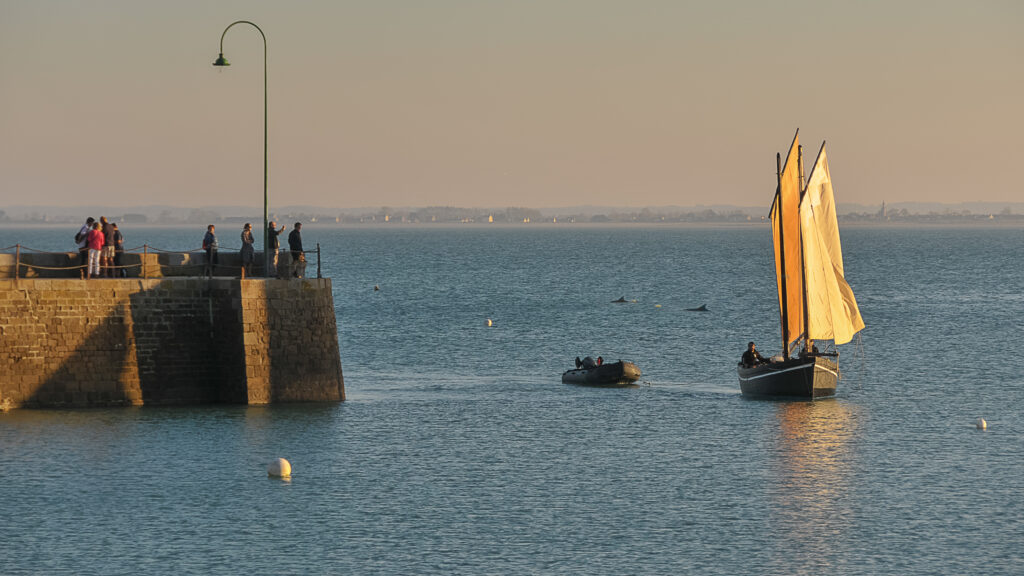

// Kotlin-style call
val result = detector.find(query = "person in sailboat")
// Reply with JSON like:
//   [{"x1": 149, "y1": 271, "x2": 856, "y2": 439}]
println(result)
[
  {"x1": 741, "y1": 342, "x2": 767, "y2": 368},
  {"x1": 798, "y1": 342, "x2": 821, "y2": 357}
]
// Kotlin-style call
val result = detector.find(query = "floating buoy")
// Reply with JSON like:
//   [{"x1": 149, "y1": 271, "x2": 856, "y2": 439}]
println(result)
[
  {"x1": 976, "y1": 418, "x2": 987, "y2": 430},
  {"x1": 373, "y1": 285, "x2": 380, "y2": 291},
  {"x1": 268, "y1": 457, "x2": 292, "y2": 478},
  {"x1": 485, "y1": 318, "x2": 493, "y2": 327},
  {"x1": 654, "y1": 304, "x2": 662, "y2": 308}
]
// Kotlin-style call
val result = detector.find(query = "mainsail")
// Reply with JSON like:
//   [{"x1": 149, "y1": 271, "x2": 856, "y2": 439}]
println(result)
[
  {"x1": 799, "y1": 143, "x2": 865, "y2": 344},
  {"x1": 770, "y1": 131, "x2": 805, "y2": 353}
]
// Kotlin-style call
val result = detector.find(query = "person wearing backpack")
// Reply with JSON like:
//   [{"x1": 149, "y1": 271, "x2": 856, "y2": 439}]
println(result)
[{"x1": 75, "y1": 217, "x2": 95, "y2": 278}]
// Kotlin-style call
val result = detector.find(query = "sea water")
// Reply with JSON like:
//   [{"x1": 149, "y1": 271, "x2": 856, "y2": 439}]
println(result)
[{"x1": 1, "y1": 225, "x2": 1021, "y2": 575}]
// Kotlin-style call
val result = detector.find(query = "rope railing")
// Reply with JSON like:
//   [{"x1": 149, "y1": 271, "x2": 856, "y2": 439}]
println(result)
[{"x1": 1, "y1": 243, "x2": 323, "y2": 280}]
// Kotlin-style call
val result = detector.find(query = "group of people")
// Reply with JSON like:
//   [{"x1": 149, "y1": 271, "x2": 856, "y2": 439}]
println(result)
[
  {"x1": 739, "y1": 341, "x2": 820, "y2": 367},
  {"x1": 76, "y1": 216, "x2": 124, "y2": 279},
  {"x1": 73, "y1": 218, "x2": 308, "y2": 279},
  {"x1": 572, "y1": 343, "x2": 772, "y2": 372},
  {"x1": 203, "y1": 221, "x2": 307, "y2": 278},
  {"x1": 569, "y1": 343, "x2": 787, "y2": 372}
]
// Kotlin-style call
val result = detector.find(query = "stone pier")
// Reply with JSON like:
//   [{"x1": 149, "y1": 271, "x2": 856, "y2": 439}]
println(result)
[{"x1": 0, "y1": 278, "x2": 344, "y2": 408}]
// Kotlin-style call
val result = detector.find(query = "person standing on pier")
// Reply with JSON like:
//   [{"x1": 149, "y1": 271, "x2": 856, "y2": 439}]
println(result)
[
  {"x1": 240, "y1": 223, "x2": 255, "y2": 278},
  {"x1": 112, "y1": 223, "x2": 125, "y2": 277},
  {"x1": 86, "y1": 221, "x2": 104, "y2": 279},
  {"x1": 288, "y1": 222, "x2": 305, "y2": 278},
  {"x1": 99, "y1": 216, "x2": 115, "y2": 278},
  {"x1": 202, "y1": 225, "x2": 218, "y2": 277},
  {"x1": 267, "y1": 221, "x2": 285, "y2": 278},
  {"x1": 75, "y1": 217, "x2": 95, "y2": 278}
]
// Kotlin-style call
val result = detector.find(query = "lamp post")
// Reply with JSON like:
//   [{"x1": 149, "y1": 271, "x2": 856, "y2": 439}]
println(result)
[{"x1": 212, "y1": 21, "x2": 270, "y2": 277}]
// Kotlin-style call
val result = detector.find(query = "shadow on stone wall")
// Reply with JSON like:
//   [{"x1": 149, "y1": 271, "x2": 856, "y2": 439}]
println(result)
[
  {"x1": 8, "y1": 278, "x2": 342, "y2": 408},
  {"x1": 126, "y1": 281, "x2": 235, "y2": 405},
  {"x1": 25, "y1": 301, "x2": 140, "y2": 407}
]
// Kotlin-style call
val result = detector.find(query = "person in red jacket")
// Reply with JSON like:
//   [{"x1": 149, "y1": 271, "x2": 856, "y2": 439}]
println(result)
[{"x1": 86, "y1": 222, "x2": 104, "y2": 279}]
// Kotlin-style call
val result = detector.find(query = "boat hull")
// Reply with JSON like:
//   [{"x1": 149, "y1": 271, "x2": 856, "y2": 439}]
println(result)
[
  {"x1": 562, "y1": 361, "x2": 642, "y2": 387},
  {"x1": 737, "y1": 355, "x2": 838, "y2": 399}
]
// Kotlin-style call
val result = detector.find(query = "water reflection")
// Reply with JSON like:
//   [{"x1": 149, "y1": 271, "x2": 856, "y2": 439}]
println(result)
[{"x1": 768, "y1": 399, "x2": 860, "y2": 574}]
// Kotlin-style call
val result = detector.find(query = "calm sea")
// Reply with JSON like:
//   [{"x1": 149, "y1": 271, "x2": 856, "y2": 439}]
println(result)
[{"x1": 1, "y1": 224, "x2": 1022, "y2": 575}]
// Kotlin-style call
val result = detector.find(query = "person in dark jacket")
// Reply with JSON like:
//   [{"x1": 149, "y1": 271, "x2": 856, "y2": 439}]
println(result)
[
  {"x1": 287, "y1": 222, "x2": 305, "y2": 278},
  {"x1": 202, "y1": 225, "x2": 218, "y2": 277},
  {"x1": 741, "y1": 342, "x2": 766, "y2": 368},
  {"x1": 239, "y1": 223, "x2": 255, "y2": 278},
  {"x1": 112, "y1": 223, "x2": 125, "y2": 277}
]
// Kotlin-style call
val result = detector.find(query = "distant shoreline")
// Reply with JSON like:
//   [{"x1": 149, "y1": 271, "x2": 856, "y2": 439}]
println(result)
[{"x1": 3, "y1": 220, "x2": 1021, "y2": 230}]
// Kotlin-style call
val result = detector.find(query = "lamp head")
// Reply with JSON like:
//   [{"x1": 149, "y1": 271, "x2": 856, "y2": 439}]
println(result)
[{"x1": 213, "y1": 53, "x2": 230, "y2": 67}]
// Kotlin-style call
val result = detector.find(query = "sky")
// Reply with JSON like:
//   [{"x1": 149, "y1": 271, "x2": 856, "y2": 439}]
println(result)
[{"x1": 1, "y1": 0, "x2": 1021, "y2": 210}]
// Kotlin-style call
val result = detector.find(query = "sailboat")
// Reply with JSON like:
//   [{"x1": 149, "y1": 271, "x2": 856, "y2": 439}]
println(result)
[{"x1": 738, "y1": 130, "x2": 865, "y2": 399}]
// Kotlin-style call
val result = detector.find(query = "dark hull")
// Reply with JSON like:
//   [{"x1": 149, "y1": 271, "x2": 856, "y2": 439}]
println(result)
[
  {"x1": 562, "y1": 361, "x2": 642, "y2": 387},
  {"x1": 737, "y1": 356, "x2": 838, "y2": 399}
]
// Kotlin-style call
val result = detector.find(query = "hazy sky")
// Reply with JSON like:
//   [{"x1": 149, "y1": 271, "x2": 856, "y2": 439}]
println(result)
[{"x1": 2, "y1": 0, "x2": 1021, "y2": 209}]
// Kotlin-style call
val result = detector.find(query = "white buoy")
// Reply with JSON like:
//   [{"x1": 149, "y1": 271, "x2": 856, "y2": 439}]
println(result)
[
  {"x1": 268, "y1": 458, "x2": 292, "y2": 478},
  {"x1": 485, "y1": 318, "x2": 493, "y2": 327},
  {"x1": 976, "y1": 418, "x2": 987, "y2": 430}
]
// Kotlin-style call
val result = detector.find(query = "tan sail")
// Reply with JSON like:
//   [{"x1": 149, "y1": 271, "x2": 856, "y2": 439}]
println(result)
[
  {"x1": 799, "y1": 144, "x2": 865, "y2": 344},
  {"x1": 770, "y1": 131, "x2": 804, "y2": 352}
]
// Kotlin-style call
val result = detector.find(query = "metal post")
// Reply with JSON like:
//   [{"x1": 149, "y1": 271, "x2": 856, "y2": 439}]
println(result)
[
  {"x1": 317, "y1": 243, "x2": 322, "y2": 279},
  {"x1": 214, "y1": 21, "x2": 269, "y2": 277},
  {"x1": 15, "y1": 244, "x2": 20, "y2": 280},
  {"x1": 143, "y1": 244, "x2": 148, "y2": 279}
]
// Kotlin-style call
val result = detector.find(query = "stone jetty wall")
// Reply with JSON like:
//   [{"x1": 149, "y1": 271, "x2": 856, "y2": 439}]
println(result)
[{"x1": 0, "y1": 278, "x2": 344, "y2": 408}]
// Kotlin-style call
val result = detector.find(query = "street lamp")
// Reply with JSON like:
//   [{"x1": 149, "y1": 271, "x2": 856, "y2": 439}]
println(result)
[{"x1": 212, "y1": 21, "x2": 271, "y2": 277}]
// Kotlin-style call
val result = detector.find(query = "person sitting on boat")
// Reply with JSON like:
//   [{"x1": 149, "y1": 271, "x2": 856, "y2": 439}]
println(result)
[
  {"x1": 581, "y1": 356, "x2": 597, "y2": 369},
  {"x1": 799, "y1": 343, "x2": 821, "y2": 357},
  {"x1": 596, "y1": 356, "x2": 604, "y2": 366},
  {"x1": 741, "y1": 342, "x2": 766, "y2": 368},
  {"x1": 575, "y1": 357, "x2": 583, "y2": 369}
]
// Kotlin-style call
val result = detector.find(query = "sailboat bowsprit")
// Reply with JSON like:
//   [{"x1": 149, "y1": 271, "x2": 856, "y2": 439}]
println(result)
[{"x1": 738, "y1": 131, "x2": 865, "y2": 399}]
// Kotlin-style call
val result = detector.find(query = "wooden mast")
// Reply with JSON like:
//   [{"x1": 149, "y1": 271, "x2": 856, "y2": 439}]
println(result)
[
  {"x1": 776, "y1": 152, "x2": 790, "y2": 360},
  {"x1": 798, "y1": 144, "x2": 810, "y2": 355}
]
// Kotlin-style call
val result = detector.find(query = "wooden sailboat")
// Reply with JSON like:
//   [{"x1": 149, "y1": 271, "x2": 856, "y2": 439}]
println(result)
[{"x1": 738, "y1": 131, "x2": 865, "y2": 399}]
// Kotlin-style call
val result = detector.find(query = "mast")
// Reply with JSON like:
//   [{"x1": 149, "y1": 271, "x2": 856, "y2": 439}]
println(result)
[
  {"x1": 775, "y1": 152, "x2": 790, "y2": 360},
  {"x1": 798, "y1": 144, "x2": 811, "y2": 355}
]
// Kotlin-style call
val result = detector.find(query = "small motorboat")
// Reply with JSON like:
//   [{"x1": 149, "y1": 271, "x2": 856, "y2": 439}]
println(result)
[{"x1": 562, "y1": 360, "x2": 642, "y2": 387}]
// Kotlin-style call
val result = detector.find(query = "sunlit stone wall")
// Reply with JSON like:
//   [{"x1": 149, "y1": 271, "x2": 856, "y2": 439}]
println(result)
[{"x1": 0, "y1": 278, "x2": 344, "y2": 408}]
